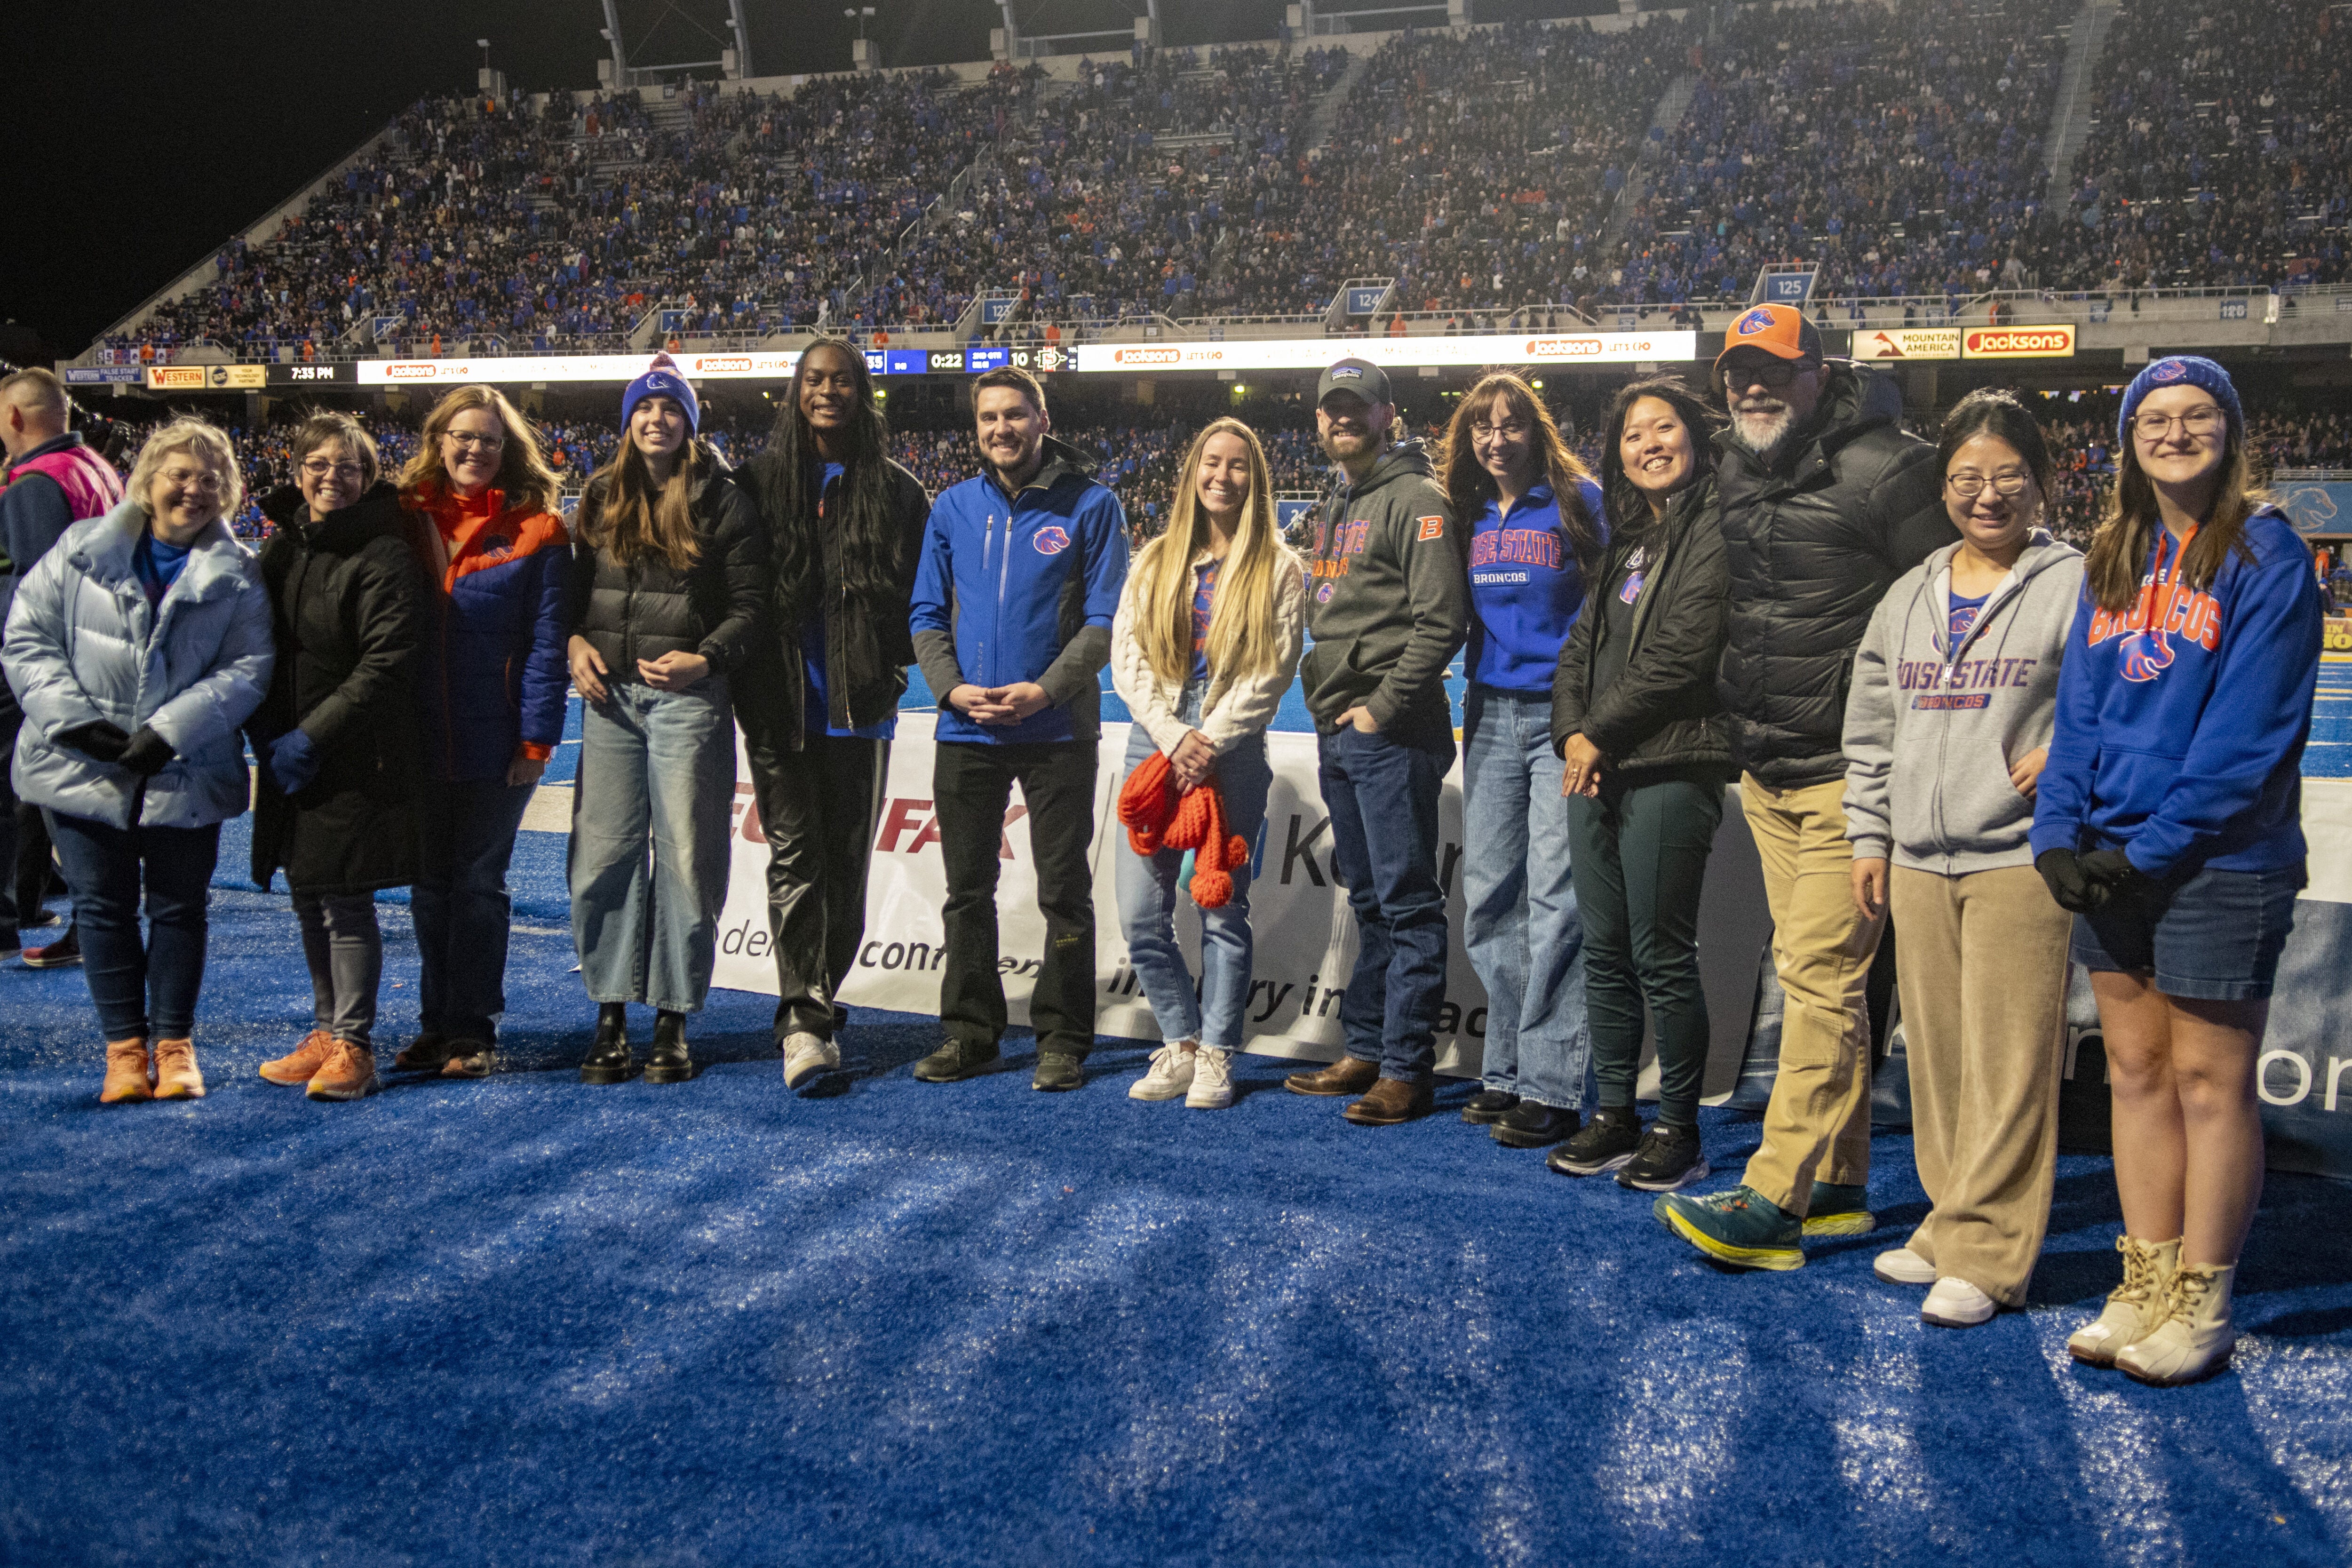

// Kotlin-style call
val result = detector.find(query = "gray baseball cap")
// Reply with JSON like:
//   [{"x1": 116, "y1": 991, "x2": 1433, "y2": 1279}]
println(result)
[{"x1": 1317, "y1": 358, "x2": 1392, "y2": 406}]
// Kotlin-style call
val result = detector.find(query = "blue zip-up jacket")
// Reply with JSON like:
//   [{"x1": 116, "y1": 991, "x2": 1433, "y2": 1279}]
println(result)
[
  {"x1": 2030, "y1": 506, "x2": 2323, "y2": 879},
  {"x1": 1465, "y1": 477, "x2": 1602, "y2": 693},
  {"x1": 909, "y1": 437, "x2": 1129, "y2": 745}
]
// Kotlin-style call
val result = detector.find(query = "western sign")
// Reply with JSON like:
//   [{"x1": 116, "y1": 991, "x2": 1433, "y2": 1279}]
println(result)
[{"x1": 1962, "y1": 325, "x2": 2077, "y2": 359}]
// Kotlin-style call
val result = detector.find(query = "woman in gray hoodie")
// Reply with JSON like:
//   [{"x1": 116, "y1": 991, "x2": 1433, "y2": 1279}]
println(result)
[{"x1": 1842, "y1": 390, "x2": 2084, "y2": 1329}]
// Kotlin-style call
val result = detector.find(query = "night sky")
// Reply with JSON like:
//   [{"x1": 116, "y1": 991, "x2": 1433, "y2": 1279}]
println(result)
[{"x1": 0, "y1": 0, "x2": 1595, "y2": 361}]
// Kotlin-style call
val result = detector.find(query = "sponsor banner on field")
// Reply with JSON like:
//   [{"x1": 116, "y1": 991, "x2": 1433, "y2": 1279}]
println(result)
[
  {"x1": 146, "y1": 364, "x2": 266, "y2": 390},
  {"x1": 63, "y1": 366, "x2": 143, "y2": 385},
  {"x1": 1071, "y1": 330, "x2": 1698, "y2": 375},
  {"x1": 1961, "y1": 324, "x2": 2076, "y2": 359},
  {"x1": 1852, "y1": 327, "x2": 1961, "y2": 362},
  {"x1": 708, "y1": 711, "x2": 1771, "y2": 1089}
]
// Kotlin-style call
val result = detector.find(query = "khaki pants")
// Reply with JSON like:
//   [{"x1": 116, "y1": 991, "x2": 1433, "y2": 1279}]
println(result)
[
  {"x1": 1888, "y1": 865, "x2": 2072, "y2": 1306},
  {"x1": 1740, "y1": 776, "x2": 1884, "y2": 1214}
]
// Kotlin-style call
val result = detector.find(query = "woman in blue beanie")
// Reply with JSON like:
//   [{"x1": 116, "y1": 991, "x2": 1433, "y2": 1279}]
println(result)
[
  {"x1": 564, "y1": 356, "x2": 768, "y2": 1083},
  {"x1": 2031, "y1": 356, "x2": 2324, "y2": 1385}
]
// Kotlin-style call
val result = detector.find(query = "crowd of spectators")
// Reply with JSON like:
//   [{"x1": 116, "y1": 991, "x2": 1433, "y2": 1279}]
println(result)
[{"x1": 2038, "y1": 0, "x2": 2349, "y2": 292}]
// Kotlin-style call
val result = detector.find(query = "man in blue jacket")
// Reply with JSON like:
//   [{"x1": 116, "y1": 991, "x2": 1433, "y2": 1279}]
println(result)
[{"x1": 909, "y1": 366, "x2": 1129, "y2": 1090}]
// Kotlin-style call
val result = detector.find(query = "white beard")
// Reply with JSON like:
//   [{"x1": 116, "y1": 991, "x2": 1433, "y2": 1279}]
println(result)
[{"x1": 1729, "y1": 403, "x2": 1795, "y2": 454}]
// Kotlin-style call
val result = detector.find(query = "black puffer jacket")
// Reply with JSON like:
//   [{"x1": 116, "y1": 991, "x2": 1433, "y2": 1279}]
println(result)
[
  {"x1": 736, "y1": 455, "x2": 929, "y2": 747},
  {"x1": 564, "y1": 446, "x2": 768, "y2": 684},
  {"x1": 1714, "y1": 363, "x2": 1952, "y2": 788},
  {"x1": 248, "y1": 482, "x2": 427, "y2": 894},
  {"x1": 1552, "y1": 475, "x2": 1732, "y2": 780}
]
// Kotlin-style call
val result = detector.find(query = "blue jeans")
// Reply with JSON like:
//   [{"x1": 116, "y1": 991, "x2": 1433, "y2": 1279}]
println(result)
[
  {"x1": 1115, "y1": 688, "x2": 1273, "y2": 1050},
  {"x1": 1317, "y1": 722, "x2": 1453, "y2": 1081},
  {"x1": 1461, "y1": 686, "x2": 1590, "y2": 1109},
  {"x1": 48, "y1": 811, "x2": 219, "y2": 1042},
  {"x1": 570, "y1": 678, "x2": 737, "y2": 1013},
  {"x1": 414, "y1": 774, "x2": 537, "y2": 1045}
]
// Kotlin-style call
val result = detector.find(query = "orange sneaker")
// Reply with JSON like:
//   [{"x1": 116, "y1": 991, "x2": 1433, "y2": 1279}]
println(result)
[
  {"x1": 99, "y1": 1039, "x2": 151, "y2": 1104},
  {"x1": 306, "y1": 1041, "x2": 380, "y2": 1101},
  {"x1": 152, "y1": 1038, "x2": 206, "y2": 1100},
  {"x1": 259, "y1": 1029, "x2": 339, "y2": 1086}
]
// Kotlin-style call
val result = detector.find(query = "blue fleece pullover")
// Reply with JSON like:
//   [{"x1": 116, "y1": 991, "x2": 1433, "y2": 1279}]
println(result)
[
  {"x1": 2031, "y1": 507, "x2": 2324, "y2": 878},
  {"x1": 908, "y1": 438, "x2": 1129, "y2": 745},
  {"x1": 1464, "y1": 478, "x2": 1601, "y2": 693}
]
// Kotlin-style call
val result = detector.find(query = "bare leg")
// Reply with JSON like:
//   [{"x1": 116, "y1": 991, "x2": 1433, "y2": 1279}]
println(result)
[
  {"x1": 2090, "y1": 970, "x2": 2185, "y2": 1242},
  {"x1": 2166, "y1": 994, "x2": 2267, "y2": 1268}
]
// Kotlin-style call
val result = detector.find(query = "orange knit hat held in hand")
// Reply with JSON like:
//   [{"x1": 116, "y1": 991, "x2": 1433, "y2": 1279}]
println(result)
[{"x1": 1116, "y1": 749, "x2": 1252, "y2": 908}]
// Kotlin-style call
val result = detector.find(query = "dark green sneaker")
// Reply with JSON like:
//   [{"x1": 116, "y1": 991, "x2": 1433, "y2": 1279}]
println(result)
[
  {"x1": 1803, "y1": 1181, "x2": 1876, "y2": 1238},
  {"x1": 914, "y1": 1037, "x2": 999, "y2": 1082},
  {"x1": 1032, "y1": 1052, "x2": 1085, "y2": 1092},
  {"x1": 1654, "y1": 1185, "x2": 1805, "y2": 1271}
]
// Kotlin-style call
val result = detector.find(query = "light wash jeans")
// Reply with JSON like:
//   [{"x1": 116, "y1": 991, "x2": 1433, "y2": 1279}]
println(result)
[
  {"x1": 569, "y1": 677, "x2": 737, "y2": 1013},
  {"x1": 1114, "y1": 685, "x2": 1273, "y2": 1050},
  {"x1": 1461, "y1": 685, "x2": 1590, "y2": 1109}
]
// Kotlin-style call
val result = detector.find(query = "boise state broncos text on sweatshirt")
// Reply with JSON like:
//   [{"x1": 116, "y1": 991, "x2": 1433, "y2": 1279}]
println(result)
[
  {"x1": 1842, "y1": 531, "x2": 2084, "y2": 876},
  {"x1": 909, "y1": 436, "x2": 1130, "y2": 746},
  {"x1": 1465, "y1": 477, "x2": 1602, "y2": 694},
  {"x1": 1298, "y1": 440, "x2": 1468, "y2": 733},
  {"x1": 2029, "y1": 507, "x2": 2325, "y2": 879}
]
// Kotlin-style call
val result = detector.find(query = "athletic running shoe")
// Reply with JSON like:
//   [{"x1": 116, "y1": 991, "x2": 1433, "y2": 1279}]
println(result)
[
  {"x1": 1802, "y1": 1180, "x2": 1876, "y2": 1237},
  {"x1": 259, "y1": 1030, "x2": 339, "y2": 1086},
  {"x1": 1129, "y1": 1043, "x2": 1196, "y2": 1101},
  {"x1": 1185, "y1": 1047, "x2": 1234, "y2": 1110},
  {"x1": 782, "y1": 1031, "x2": 838, "y2": 1090},
  {"x1": 1547, "y1": 1106, "x2": 1641, "y2": 1176},
  {"x1": 1922, "y1": 1276, "x2": 1996, "y2": 1328},
  {"x1": 306, "y1": 1042, "x2": 380, "y2": 1101},
  {"x1": 23, "y1": 925, "x2": 81, "y2": 969},
  {"x1": 151, "y1": 1038, "x2": 206, "y2": 1100},
  {"x1": 1873, "y1": 1247, "x2": 1937, "y2": 1285},
  {"x1": 1654, "y1": 1186, "x2": 1804, "y2": 1271},
  {"x1": 1616, "y1": 1122, "x2": 1708, "y2": 1191}
]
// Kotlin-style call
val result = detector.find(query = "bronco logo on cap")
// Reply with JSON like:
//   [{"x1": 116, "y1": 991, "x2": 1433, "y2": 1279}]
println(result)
[
  {"x1": 1033, "y1": 525, "x2": 1071, "y2": 556},
  {"x1": 2150, "y1": 359, "x2": 2188, "y2": 382},
  {"x1": 1735, "y1": 308, "x2": 1779, "y2": 336},
  {"x1": 1328, "y1": 366, "x2": 1362, "y2": 379}
]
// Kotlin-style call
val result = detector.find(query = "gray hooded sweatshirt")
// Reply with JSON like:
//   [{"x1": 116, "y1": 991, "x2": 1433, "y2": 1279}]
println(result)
[{"x1": 1842, "y1": 529, "x2": 2085, "y2": 875}]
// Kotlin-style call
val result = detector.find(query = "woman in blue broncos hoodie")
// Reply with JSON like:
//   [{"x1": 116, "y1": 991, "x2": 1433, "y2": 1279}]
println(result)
[
  {"x1": 1440, "y1": 372, "x2": 1605, "y2": 1153},
  {"x1": 2031, "y1": 357, "x2": 2324, "y2": 1387}
]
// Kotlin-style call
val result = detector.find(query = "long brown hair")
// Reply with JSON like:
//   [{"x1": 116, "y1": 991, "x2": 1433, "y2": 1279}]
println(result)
[
  {"x1": 1438, "y1": 372, "x2": 1602, "y2": 576},
  {"x1": 1129, "y1": 418, "x2": 1293, "y2": 687},
  {"x1": 2082, "y1": 416, "x2": 2267, "y2": 612},
  {"x1": 583, "y1": 430, "x2": 709, "y2": 572},
  {"x1": 397, "y1": 385, "x2": 562, "y2": 516}
]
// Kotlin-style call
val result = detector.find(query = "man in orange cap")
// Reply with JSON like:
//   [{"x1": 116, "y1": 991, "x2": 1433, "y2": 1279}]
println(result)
[{"x1": 1654, "y1": 302, "x2": 1953, "y2": 1270}]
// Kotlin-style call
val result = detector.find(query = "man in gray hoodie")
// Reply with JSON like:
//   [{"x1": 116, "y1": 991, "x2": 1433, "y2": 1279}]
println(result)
[{"x1": 1282, "y1": 358, "x2": 1470, "y2": 1125}]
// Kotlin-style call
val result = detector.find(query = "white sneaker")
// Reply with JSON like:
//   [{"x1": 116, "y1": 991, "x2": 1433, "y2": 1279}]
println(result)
[
  {"x1": 1185, "y1": 1047, "x2": 1234, "y2": 1109},
  {"x1": 1873, "y1": 1247, "x2": 1938, "y2": 1286},
  {"x1": 1129, "y1": 1043, "x2": 1197, "y2": 1100},
  {"x1": 782, "y1": 1031, "x2": 838, "y2": 1090},
  {"x1": 1922, "y1": 1276, "x2": 1996, "y2": 1328}
]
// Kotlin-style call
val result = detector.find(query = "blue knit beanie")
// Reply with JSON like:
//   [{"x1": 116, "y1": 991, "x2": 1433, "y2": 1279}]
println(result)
[
  {"x1": 2117, "y1": 355, "x2": 2241, "y2": 447},
  {"x1": 622, "y1": 353, "x2": 700, "y2": 433}
]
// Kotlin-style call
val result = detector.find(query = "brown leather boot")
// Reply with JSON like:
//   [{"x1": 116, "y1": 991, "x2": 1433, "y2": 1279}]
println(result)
[
  {"x1": 1343, "y1": 1076, "x2": 1435, "y2": 1125},
  {"x1": 1284, "y1": 1054, "x2": 1381, "y2": 1097}
]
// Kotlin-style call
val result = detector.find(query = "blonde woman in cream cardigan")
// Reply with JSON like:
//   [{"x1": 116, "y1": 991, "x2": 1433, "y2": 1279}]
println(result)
[{"x1": 1110, "y1": 418, "x2": 1306, "y2": 1109}]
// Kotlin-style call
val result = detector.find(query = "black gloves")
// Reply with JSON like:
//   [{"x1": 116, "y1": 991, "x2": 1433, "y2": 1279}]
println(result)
[
  {"x1": 119, "y1": 727, "x2": 176, "y2": 777},
  {"x1": 55, "y1": 719, "x2": 131, "y2": 763},
  {"x1": 2035, "y1": 848, "x2": 2101, "y2": 913},
  {"x1": 2037, "y1": 847, "x2": 2153, "y2": 915}
]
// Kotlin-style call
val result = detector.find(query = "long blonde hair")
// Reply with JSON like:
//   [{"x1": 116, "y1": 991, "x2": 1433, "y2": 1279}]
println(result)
[
  {"x1": 1131, "y1": 418, "x2": 1288, "y2": 687},
  {"x1": 397, "y1": 385, "x2": 561, "y2": 516},
  {"x1": 584, "y1": 433, "x2": 707, "y2": 571}
]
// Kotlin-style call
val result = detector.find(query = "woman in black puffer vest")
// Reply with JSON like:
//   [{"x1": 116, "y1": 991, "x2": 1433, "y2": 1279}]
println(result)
[
  {"x1": 248, "y1": 413, "x2": 427, "y2": 1104},
  {"x1": 563, "y1": 358, "x2": 767, "y2": 1084}
]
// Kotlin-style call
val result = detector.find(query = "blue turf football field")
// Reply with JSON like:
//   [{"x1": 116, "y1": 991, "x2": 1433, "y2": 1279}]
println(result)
[{"x1": 4, "y1": 682, "x2": 2350, "y2": 1565}]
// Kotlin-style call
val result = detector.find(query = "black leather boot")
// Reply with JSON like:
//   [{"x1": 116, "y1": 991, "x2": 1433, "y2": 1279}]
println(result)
[
  {"x1": 644, "y1": 1010, "x2": 693, "y2": 1083},
  {"x1": 580, "y1": 1003, "x2": 633, "y2": 1084}
]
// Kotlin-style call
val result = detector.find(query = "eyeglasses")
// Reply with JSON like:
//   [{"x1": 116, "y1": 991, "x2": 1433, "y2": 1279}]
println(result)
[
  {"x1": 444, "y1": 430, "x2": 507, "y2": 451},
  {"x1": 158, "y1": 467, "x2": 223, "y2": 493},
  {"x1": 300, "y1": 460, "x2": 366, "y2": 481},
  {"x1": 1946, "y1": 472, "x2": 2035, "y2": 500},
  {"x1": 2130, "y1": 406, "x2": 2226, "y2": 441},
  {"x1": 1722, "y1": 357, "x2": 1815, "y2": 390},
  {"x1": 1471, "y1": 420, "x2": 1532, "y2": 441}
]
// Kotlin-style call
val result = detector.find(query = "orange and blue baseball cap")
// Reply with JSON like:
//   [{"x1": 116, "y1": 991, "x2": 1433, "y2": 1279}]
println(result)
[{"x1": 1713, "y1": 304, "x2": 1824, "y2": 394}]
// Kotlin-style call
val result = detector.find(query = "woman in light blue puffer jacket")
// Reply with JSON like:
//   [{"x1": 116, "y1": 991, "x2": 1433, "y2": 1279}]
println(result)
[{"x1": 4, "y1": 418, "x2": 273, "y2": 1104}]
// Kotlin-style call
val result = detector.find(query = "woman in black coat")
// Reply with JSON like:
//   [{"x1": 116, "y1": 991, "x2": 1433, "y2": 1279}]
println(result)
[
  {"x1": 248, "y1": 413, "x2": 426, "y2": 1103},
  {"x1": 1547, "y1": 376, "x2": 1735, "y2": 1191},
  {"x1": 564, "y1": 359, "x2": 768, "y2": 1085}
]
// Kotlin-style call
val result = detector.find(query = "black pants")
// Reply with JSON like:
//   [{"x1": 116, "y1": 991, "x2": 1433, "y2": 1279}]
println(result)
[
  {"x1": 931, "y1": 738, "x2": 1098, "y2": 1058},
  {"x1": 1565, "y1": 770, "x2": 1724, "y2": 1126},
  {"x1": 740, "y1": 724, "x2": 890, "y2": 1042}
]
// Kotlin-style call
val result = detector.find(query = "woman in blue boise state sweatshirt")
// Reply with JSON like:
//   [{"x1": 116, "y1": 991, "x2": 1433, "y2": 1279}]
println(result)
[
  {"x1": 2030, "y1": 357, "x2": 2324, "y2": 1388},
  {"x1": 1439, "y1": 372, "x2": 1605, "y2": 1152}
]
